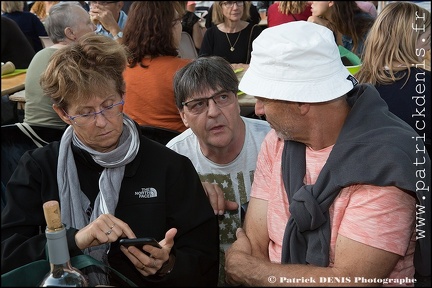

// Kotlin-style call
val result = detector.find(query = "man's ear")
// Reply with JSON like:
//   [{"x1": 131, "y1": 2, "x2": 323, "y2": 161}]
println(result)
[
  {"x1": 64, "y1": 27, "x2": 76, "y2": 41},
  {"x1": 52, "y1": 104, "x2": 72, "y2": 125},
  {"x1": 297, "y1": 102, "x2": 311, "y2": 116}
]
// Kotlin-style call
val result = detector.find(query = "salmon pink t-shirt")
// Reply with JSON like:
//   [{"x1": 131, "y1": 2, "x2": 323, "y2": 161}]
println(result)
[{"x1": 251, "y1": 130, "x2": 417, "y2": 286}]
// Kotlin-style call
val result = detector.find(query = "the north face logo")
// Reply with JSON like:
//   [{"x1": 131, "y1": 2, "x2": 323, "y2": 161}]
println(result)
[{"x1": 135, "y1": 188, "x2": 157, "y2": 198}]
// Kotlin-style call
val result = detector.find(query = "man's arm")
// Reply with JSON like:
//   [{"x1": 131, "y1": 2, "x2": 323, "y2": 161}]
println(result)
[
  {"x1": 243, "y1": 197, "x2": 270, "y2": 259},
  {"x1": 226, "y1": 231, "x2": 401, "y2": 287}
]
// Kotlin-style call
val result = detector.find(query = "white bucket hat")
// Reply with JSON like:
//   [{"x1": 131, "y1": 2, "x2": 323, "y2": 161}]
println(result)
[{"x1": 239, "y1": 21, "x2": 358, "y2": 103}]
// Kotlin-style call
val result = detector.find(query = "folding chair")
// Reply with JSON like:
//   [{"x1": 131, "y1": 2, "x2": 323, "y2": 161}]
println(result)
[{"x1": 178, "y1": 32, "x2": 198, "y2": 59}]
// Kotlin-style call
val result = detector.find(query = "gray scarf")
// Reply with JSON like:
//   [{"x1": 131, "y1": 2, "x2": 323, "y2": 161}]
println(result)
[
  {"x1": 281, "y1": 84, "x2": 431, "y2": 276},
  {"x1": 57, "y1": 114, "x2": 139, "y2": 285}
]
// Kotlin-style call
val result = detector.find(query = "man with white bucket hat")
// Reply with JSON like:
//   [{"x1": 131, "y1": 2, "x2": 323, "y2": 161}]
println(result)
[{"x1": 225, "y1": 21, "x2": 431, "y2": 286}]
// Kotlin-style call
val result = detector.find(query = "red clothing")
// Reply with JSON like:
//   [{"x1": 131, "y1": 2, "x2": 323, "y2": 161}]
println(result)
[
  {"x1": 123, "y1": 56, "x2": 190, "y2": 133},
  {"x1": 267, "y1": 3, "x2": 312, "y2": 28}
]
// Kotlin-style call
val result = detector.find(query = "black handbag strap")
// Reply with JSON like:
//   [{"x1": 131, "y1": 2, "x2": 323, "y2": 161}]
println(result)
[{"x1": 246, "y1": 24, "x2": 258, "y2": 64}]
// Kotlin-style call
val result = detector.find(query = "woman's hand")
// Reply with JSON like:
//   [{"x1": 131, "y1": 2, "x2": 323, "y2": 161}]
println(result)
[
  {"x1": 75, "y1": 214, "x2": 136, "y2": 250},
  {"x1": 120, "y1": 228, "x2": 177, "y2": 276}
]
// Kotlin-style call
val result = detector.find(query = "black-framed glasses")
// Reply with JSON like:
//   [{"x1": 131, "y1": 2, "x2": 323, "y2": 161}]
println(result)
[
  {"x1": 63, "y1": 99, "x2": 124, "y2": 126},
  {"x1": 221, "y1": 1, "x2": 244, "y2": 8},
  {"x1": 89, "y1": 1, "x2": 117, "y2": 6},
  {"x1": 182, "y1": 92, "x2": 236, "y2": 115}
]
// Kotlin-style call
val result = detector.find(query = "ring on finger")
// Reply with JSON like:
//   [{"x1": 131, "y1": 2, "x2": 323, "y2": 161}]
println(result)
[
  {"x1": 110, "y1": 223, "x2": 115, "y2": 229},
  {"x1": 105, "y1": 229, "x2": 112, "y2": 235},
  {"x1": 140, "y1": 264, "x2": 146, "y2": 270}
]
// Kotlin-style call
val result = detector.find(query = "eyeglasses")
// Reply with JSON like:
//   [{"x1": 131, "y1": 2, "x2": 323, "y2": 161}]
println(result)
[
  {"x1": 182, "y1": 92, "x2": 236, "y2": 115},
  {"x1": 89, "y1": 1, "x2": 117, "y2": 6},
  {"x1": 63, "y1": 99, "x2": 124, "y2": 126},
  {"x1": 221, "y1": 1, "x2": 244, "y2": 8}
]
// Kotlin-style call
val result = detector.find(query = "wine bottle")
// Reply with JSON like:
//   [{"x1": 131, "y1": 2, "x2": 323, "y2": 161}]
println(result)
[{"x1": 40, "y1": 200, "x2": 88, "y2": 287}]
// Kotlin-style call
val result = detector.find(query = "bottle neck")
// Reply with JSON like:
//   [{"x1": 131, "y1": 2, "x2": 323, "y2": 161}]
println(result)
[
  {"x1": 46, "y1": 227, "x2": 70, "y2": 265},
  {"x1": 41, "y1": 227, "x2": 88, "y2": 286}
]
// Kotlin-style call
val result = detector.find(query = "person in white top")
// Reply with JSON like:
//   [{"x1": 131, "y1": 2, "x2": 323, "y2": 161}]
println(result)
[{"x1": 166, "y1": 55, "x2": 270, "y2": 286}]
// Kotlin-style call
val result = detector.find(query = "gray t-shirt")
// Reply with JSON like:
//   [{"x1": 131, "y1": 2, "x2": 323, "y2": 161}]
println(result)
[
  {"x1": 24, "y1": 47, "x2": 65, "y2": 129},
  {"x1": 167, "y1": 116, "x2": 270, "y2": 285}
]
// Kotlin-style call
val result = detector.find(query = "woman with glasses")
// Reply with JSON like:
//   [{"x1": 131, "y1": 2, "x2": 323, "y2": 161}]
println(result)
[
  {"x1": 1, "y1": 34, "x2": 219, "y2": 287},
  {"x1": 199, "y1": 1, "x2": 263, "y2": 64}
]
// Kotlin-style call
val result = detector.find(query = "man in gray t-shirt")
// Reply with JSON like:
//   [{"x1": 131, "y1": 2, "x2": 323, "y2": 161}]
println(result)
[{"x1": 167, "y1": 56, "x2": 270, "y2": 286}]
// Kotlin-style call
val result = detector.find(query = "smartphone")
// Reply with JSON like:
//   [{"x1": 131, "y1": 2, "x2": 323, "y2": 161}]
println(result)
[{"x1": 119, "y1": 237, "x2": 161, "y2": 255}]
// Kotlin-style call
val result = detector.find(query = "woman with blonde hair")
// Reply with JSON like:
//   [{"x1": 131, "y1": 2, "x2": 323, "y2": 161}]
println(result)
[
  {"x1": 199, "y1": 1, "x2": 262, "y2": 64},
  {"x1": 1, "y1": 1, "x2": 47, "y2": 52},
  {"x1": 30, "y1": 1, "x2": 60, "y2": 22},
  {"x1": 267, "y1": 1, "x2": 312, "y2": 27},
  {"x1": 356, "y1": 1, "x2": 431, "y2": 153}
]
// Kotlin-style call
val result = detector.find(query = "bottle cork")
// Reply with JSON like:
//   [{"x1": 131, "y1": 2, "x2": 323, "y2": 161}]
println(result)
[
  {"x1": 43, "y1": 200, "x2": 63, "y2": 231},
  {"x1": 1, "y1": 61, "x2": 15, "y2": 76}
]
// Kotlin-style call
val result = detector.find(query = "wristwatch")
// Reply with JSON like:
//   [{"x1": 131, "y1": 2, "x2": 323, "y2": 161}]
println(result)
[{"x1": 113, "y1": 31, "x2": 123, "y2": 40}]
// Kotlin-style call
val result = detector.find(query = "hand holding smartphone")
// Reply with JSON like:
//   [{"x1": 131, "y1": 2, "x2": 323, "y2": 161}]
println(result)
[{"x1": 119, "y1": 237, "x2": 161, "y2": 256}]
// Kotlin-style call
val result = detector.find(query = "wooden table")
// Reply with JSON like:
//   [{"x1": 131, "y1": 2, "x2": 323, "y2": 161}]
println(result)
[{"x1": 1, "y1": 72, "x2": 26, "y2": 96}]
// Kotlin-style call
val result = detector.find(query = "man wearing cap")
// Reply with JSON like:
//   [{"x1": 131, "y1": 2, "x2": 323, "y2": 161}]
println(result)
[{"x1": 225, "y1": 21, "x2": 430, "y2": 286}]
